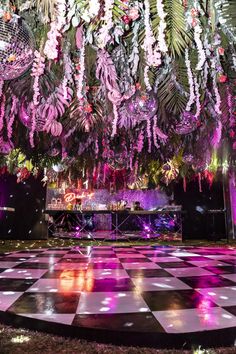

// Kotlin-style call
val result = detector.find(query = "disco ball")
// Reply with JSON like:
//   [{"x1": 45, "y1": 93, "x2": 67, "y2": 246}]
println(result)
[
  {"x1": 0, "y1": 15, "x2": 35, "y2": 80},
  {"x1": 126, "y1": 90, "x2": 158, "y2": 119},
  {"x1": 175, "y1": 111, "x2": 200, "y2": 135},
  {"x1": 119, "y1": 90, "x2": 158, "y2": 128}
]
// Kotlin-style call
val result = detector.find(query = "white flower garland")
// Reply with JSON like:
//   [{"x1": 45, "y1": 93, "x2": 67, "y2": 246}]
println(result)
[
  {"x1": 129, "y1": 23, "x2": 140, "y2": 78},
  {"x1": 62, "y1": 50, "x2": 73, "y2": 99},
  {"x1": 0, "y1": 80, "x2": 3, "y2": 99},
  {"x1": 98, "y1": 0, "x2": 114, "y2": 48},
  {"x1": 29, "y1": 108, "x2": 37, "y2": 148},
  {"x1": 153, "y1": 115, "x2": 159, "y2": 149},
  {"x1": 194, "y1": 77, "x2": 201, "y2": 118},
  {"x1": 211, "y1": 57, "x2": 222, "y2": 115},
  {"x1": 185, "y1": 49, "x2": 195, "y2": 111},
  {"x1": 194, "y1": 24, "x2": 206, "y2": 71},
  {"x1": 144, "y1": 65, "x2": 152, "y2": 91},
  {"x1": 156, "y1": 0, "x2": 168, "y2": 53},
  {"x1": 76, "y1": 35, "x2": 85, "y2": 101},
  {"x1": 88, "y1": 0, "x2": 100, "y2": 18},
  {"x1": 146, "y1": 117, "x2": 152, "y2": 153},
  {"x1": 111, "y1": 104, "x2": 119, "y2": 137},
  {"x1": 143, "y1": 0, "x2": 161, "y2": 65},
  {"x1": 213, "y1": 76, "x2": 222, "y2": 115}
]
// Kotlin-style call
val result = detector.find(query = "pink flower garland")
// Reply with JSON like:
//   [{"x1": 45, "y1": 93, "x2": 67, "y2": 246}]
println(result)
[
  {"x1": 31, "y1": 51, "x2": 45, "y2": 106},
  {"x1": 44, "y1": 0, "x2": 67, "y2": 59},
  {"x1": 44, "y1": 22, "x2": 61, "y2": 60},
  {"x1": 153, "y1": 115, "x2": 159, "y2": 149},
  {"x1": 146, "y1": 117, "x2": 152, "y2": 153},
  {"x1": 29, "y1": 107, "x2": 37, "y2": 148},
  {"x1": 0, "y1": 94, "x2": 6, "y2": 133},
  {"x1": 7, "y1": 95, "x2": 18, "y2": 140},
  {"x1": 211, "y1": 121, "x2": 222, "y2": 148},
  {"x1": 137, "y1": 130, "x2": 144, "y2": 153}
]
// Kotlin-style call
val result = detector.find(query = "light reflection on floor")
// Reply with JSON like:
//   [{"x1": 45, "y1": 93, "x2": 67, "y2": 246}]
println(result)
[{"x1": 0, "y1": 245, "x2": 236, "y2": 340}]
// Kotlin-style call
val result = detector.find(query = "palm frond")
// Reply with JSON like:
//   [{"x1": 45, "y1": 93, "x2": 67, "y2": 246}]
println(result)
[
  {"x1": 163, "y1": 0, "x2": 193, "y2": 57},
  {"x1": 215, "y1": 0, "x2": 236, "y2": 42}
]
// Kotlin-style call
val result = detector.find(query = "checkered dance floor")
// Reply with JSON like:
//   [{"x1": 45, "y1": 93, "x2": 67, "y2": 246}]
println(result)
[{"x1": 0, "y1": 245, "x2": 236, "y2": 348}]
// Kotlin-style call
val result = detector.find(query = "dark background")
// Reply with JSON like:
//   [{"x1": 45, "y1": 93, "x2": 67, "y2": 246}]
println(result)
[
  {"x1": 174, "y1": 178, "x2": 226, "y2": 240},
  {"x1": 0, "y1": 174, "x2": 47, "y2": 239},
  {"x1": 0, "y1": 174, "x2": 226, "y2": 240}
]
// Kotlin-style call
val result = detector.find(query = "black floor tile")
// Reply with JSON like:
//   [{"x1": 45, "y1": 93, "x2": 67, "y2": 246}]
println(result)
[
  {"x1": 72, "y1": 312, "x2": 165, "y2": 332},
  {"x1": 179, "y1": 275, "x2": 236, "y2": 288},
  {"x1": 14, "y1": 262, "x2": 52, "y2": 269},
  {"x1": 223, "y1": 306, "x2": 236, "y2": 316},
  {"x1": 88, "y1": 263, "x2": 123, "y2": 269},
  {"x1": 0, "y1": 278, "x2": 36, "y2": 291},
  {"x1": 157, "y1": 262, "x2": 195, "y2": 268},
  {"x1": 141, "y1": 289, "x2": 218, "y2": 311},
  {"x1": 119, "y1": 258, "x2": 151, "y2": 263},
  {"x1": 203, "y1": 266, "x2": 236, "y2": 275},
  {"x1": 7, "y1": 292, "x2": 80, "y2": 314}
]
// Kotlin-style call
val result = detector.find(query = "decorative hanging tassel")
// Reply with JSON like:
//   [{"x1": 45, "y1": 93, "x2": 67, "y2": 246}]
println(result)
[
  {"x1": 198, "y1": 172, "x2": 202, "y2": 193},
  {"x1": 183, "y1": 176, "x2": 187, "y2": 192},
  {"x1": 68, "y1": 169, "x2": 72, "y2": 185}
]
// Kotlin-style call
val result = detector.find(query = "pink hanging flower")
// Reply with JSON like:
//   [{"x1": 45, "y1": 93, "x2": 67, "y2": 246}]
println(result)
[
  {"x1": 218, "y1": 74, "x2": 227, "y2": 83},
  {"x1": 127, "y1": 7, "x2": 139, "y2": 21},
  {"x1": 218, "y1": 47, "x2": 225, "y2": 56}
]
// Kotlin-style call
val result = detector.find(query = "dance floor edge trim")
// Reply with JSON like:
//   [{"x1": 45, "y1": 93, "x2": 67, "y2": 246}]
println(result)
[{"x1": 1, "y1": 309, "x2": 236, "y2": 349}]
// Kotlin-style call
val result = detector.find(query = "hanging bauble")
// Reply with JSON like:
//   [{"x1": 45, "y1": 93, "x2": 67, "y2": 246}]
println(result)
[
  {"x1": 128, "y1": 90, "x2": 158, "y2": 119},
  {"x1": 175, "y1": 111, "x2": 200, "y2": 135},
  {"x1": 0, "y1": 15, "x2": 35, "y2": 80},
  {"x1": 119, "y1": 90, "x2": 158, "y2": 128}
]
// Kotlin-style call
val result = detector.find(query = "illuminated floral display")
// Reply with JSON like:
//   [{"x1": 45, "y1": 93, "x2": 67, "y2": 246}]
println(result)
[{"x1": 0, "y1": 0, "x2": 235, "y2": 187}]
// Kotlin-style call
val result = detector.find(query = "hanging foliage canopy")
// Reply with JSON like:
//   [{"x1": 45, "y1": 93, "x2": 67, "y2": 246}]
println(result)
[{"x1": 0, "y1": 0, "x2": 235, "y2": 186}]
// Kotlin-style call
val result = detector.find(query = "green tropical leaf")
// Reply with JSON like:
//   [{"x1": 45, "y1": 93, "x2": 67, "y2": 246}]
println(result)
[{"x1": 163, "y1": 0, "x2": 193, "y2": 57}]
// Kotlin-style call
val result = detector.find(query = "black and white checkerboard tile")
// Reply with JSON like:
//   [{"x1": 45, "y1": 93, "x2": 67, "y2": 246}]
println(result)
[{"x1": 0, "y1": 245, "x2": 236, "y2": 346}]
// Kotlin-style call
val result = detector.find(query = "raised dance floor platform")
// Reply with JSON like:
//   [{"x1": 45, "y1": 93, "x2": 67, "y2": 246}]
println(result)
[{"x1": 0, "y1": 245, "x2": 236, "y2": 348}]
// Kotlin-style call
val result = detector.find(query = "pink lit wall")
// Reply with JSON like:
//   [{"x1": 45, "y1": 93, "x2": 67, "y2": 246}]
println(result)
[{"x1": 229, "y1": 176, "x2": 236, "y2": 229}]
